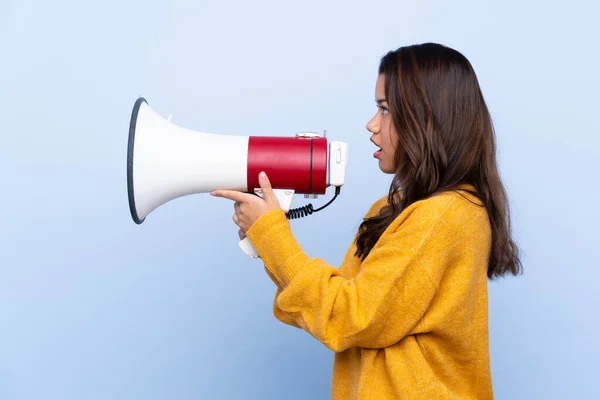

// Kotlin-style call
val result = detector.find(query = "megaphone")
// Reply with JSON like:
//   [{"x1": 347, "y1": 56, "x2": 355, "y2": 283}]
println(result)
[{"x1": 127, "y1": 97, "x2": 348, "y2": 258}]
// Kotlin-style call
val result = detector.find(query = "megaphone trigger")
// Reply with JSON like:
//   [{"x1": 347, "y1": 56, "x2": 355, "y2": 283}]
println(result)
[{"x1": 253, "y1": 188, "x2": 295, "y2": 213}]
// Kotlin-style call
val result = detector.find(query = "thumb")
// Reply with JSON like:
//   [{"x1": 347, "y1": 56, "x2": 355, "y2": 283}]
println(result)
[{"x1": 258, "y1": 171, "x2": 278, "y2": 205}]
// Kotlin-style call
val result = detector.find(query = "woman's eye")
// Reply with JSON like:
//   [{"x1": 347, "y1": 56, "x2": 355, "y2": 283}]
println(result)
[{"x1": 380, "y1": 106, "x2": 389, "y2": 115}]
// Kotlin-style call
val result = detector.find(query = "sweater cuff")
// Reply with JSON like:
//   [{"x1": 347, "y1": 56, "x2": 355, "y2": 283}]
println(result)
[{"x1": 246, "y1": 208, "x2": 309, "y2": 286}]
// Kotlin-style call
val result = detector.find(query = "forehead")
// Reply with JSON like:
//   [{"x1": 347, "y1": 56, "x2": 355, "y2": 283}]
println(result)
[{"x1": 375, "y1": 74, "x2": 386, "y2": 99}]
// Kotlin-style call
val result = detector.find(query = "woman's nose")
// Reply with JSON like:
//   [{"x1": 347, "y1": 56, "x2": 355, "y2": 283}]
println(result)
[{"x1": 366, "y1": 114, "x2": 379, "y2": 134}]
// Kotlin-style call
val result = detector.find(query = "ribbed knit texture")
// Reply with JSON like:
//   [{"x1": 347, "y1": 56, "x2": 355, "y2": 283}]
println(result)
[{"x1": 246, "y1": 186, "x2": 494, "y2": 400}]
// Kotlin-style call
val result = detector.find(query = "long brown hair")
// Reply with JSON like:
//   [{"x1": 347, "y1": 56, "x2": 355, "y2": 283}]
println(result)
[{"x1": 355, "y1": 42, "x2": 522, "y2": 279}]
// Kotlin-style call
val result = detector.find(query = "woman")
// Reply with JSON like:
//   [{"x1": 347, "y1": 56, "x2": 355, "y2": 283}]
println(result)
[{"x1": 211, "y1": 42, "x2": 522, "y2": 400}]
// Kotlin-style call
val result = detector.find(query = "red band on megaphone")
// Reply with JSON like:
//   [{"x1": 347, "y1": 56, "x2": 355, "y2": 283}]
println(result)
[{"x1": 247, "y1": 136, "x2": 328, "y2": 194}]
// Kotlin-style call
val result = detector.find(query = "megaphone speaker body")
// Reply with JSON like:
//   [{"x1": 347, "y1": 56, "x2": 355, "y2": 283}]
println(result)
[{"x1": 127, "y1": 97, "x2": 348, "y2": 256}]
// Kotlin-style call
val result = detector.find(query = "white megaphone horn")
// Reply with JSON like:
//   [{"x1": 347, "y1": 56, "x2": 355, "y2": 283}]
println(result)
[{"x1": 127, "y1": 97, "x2": 348, "y2": 258}]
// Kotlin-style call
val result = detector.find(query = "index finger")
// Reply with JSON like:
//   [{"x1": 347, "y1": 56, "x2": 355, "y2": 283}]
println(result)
[{"x1": 210, "y1": 189, "x2": 252, "y2": 202}]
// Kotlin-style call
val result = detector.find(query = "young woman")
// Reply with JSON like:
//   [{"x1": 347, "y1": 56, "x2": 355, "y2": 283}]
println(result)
[{"x1": 211, "y1": 42, "x2": 522, "y2": 400}]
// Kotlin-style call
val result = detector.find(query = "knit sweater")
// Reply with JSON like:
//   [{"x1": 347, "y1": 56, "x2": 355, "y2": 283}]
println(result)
[{"x1": 245, "y1": 186, "x2": 494, "y2": 400}]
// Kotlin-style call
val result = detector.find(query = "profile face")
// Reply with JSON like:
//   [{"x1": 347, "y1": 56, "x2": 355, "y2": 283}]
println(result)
[{"x1": 366, "y1": 74, "x2": 399, "y2": 174}]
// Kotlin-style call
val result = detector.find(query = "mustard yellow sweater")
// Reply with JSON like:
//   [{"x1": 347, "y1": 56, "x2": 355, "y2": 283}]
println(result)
[{"x1": 246, "y1": 186, "x2": 494, "y2": 400}]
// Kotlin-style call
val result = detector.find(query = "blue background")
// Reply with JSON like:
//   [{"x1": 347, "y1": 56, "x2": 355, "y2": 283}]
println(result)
[{"x1": 1, "y1": 0, "x2": 598, "y2": 399}]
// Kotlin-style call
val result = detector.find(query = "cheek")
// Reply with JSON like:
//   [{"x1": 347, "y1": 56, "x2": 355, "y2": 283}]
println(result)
[
  {"x1": 386, "y1": 131, "x2": 401, "y2": 166},
  {"x1": 391, "y1": 135, "x2": 399, "y2": 153},
  {"x1": 383, "y1": 127, "x2": 397, "y2": 151},
  {"x1": 388, "y1": 127, "x2": 399, "y2": 151}
]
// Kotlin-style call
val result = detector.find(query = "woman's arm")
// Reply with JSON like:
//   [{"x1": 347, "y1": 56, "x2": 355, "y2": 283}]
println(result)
[{"x1": 246, "y1": 200, "x2": 457, "y2": 352}]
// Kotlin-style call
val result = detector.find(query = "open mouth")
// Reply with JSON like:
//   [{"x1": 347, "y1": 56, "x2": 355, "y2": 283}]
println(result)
[{"x1": 371, "y1": 138, "x2": 382, "y2": 157}]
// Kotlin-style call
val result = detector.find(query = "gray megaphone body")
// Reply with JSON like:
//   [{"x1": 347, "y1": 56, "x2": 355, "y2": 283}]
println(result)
[{"x1": 127, "y1": 97, "x2": 348, "y2": 258}]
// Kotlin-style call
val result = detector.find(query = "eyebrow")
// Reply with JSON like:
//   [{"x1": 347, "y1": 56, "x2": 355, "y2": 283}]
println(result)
[{"x1": 376, "y1": 98, "x2": 388, "y2": 104}]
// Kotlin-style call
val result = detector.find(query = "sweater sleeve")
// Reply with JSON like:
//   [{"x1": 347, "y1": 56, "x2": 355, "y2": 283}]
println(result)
[
  {"x1": 262, "y1": 265, "x2": 302, "y2": 329},
  {"x1": 245, "y1": 207, "x2": 446, "y2": 352}
]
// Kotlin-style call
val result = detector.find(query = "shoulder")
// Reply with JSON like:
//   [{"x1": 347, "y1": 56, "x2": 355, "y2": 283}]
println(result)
[
  {"x1": 423, "y1": 186, "x2": 484, "y2": 216},
  {"x1": 408, "y1": 185, "x2": 485, "y2": 224},
  {"x1": 382, "y1": 186, "x2": 491, "y2": 249}
]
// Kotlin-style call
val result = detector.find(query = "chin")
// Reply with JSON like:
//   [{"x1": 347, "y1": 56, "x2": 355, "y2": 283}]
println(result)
[{"x1": 378, "y1": 161, "x2": 395, "y2": 174}]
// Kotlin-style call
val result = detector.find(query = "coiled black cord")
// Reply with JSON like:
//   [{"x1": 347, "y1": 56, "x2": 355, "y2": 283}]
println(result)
[
  {"x1": 286, "y1": 186, "x2": 341, "y2": 220},
  {"x1": 287, "y1": 204, "x2": 314, "y2": 219}
]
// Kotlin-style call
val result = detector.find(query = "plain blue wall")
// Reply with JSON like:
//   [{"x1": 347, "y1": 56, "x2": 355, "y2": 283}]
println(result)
[{"x1": 1, "y1": 0, "x2": 598, "y2": 399}]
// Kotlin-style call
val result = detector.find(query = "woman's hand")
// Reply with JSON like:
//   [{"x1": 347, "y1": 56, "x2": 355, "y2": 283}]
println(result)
[{"x1": 210, "y1": 171, "x2": 281, "y2": 233}]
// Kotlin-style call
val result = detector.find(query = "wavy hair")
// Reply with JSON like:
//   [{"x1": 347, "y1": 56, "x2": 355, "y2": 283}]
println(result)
[{"x1": 354, "y1": 42, "x2": 522, "y2": 279}]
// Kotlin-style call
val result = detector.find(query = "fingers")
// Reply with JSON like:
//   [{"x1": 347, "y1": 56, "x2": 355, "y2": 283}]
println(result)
[
  {"x1": 258, "y1": 171, "x2": 276, "y2": 203},
  {"x1": 210, "y1": 189, "x2": 251, "y2": 202},
  {"x1": 232, "y1": 201, "x2": 245, "y2": 230}
]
